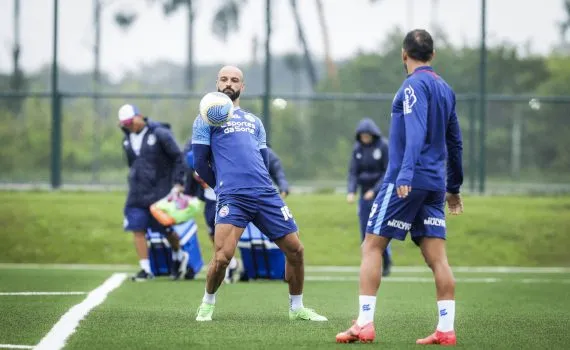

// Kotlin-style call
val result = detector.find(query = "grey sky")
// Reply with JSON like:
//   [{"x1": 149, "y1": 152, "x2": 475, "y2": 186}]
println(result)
[{"x1": 0, "y1": 0, "x2": 565, "y2": 81}]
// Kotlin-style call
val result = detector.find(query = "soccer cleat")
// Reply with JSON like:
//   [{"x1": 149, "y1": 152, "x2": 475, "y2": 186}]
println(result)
[
  {"x1": 336, "y1": 321, "x2": 376, "y2": 343},
  {"x1": 131, "y1": 269, "x2": 154, "y2": 282},
  {"x1": 289, "y1": 307, "x2": 328, "y2": 321},
  {"x1": 195, "y1": 303, "x2": 215, "y2": 322},
  {"x1": 171, "y1": 251, "x2": 190, "y2": 280},
  {"x1": 416, "y1": 330, "x2": 457, "y2": 346}
]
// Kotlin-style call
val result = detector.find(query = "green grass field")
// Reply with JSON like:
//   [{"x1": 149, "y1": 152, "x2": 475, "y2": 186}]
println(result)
[
  {"x1": 0, "y1": 266, "x2": 569, "y2": 349},
  {"x1": 1, "y1": 191, "x2": 570, "y2": 266},
  {"x1": 1, "y1": 192, "x2": 570, "y2": 348}
]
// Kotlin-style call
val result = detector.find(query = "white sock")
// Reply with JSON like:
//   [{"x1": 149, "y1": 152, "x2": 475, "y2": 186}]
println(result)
[
  {"x1": 139, "y1": 259, "x2": 151, "y2": 274},
  {"x1": 436, "y1": 300, "x2": 455, "y2": 332},
  {"x1": 289, "y1": 294, "x2": 304, "y2": 311},
  {"x1": 171, "y1": 249, "x2": 184, "y2": 261},
  {"x1": 202, "y1": 289, "x2": 216, "y2": 305},
  {"x1": 356, "y1": 295, "x2": 376, "y2": 326},
  {"x1": 229, "y1": 257, "x2": 238, "y2": 269}
]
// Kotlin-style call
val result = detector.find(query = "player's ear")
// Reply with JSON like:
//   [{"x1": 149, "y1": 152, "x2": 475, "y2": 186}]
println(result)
[
  {"x1": 431, "y1": 49, "x2": 436, "y2": 62},
  {"x1": 401, "y1": 48, "x2": 407, "y2": 63}
]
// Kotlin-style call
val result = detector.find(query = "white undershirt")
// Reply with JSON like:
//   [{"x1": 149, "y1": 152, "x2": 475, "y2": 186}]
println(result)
[{"x1": 129, "y1": 127, "x2": 148, "y2": 156}]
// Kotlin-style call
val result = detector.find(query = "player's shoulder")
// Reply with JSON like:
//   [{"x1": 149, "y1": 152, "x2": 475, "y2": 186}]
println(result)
[
  {"x1": 193, "y1": 114, "x2": 210, "y2": 128},
  {"x1": 233, "y1": 107, "x2": 261, "y2": 124}
]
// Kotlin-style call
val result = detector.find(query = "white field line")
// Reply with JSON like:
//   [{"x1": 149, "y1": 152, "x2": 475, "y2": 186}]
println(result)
[
  {"x1": 304, "y1": 276, "x2": 570, "y2": 283},
  {"x1": 33, "y1": 273, "x2": 127, "y2": 350},
  {"x1": 0, "y1": 263, "x2": 137, "y2": 271},
  {"x1": 304, "y1": 266, "x2": 570, "y2": 274},
  {"x1": 0, "y1": 292, "x2": 86, "y2": 296},
  {"x1": 0, "y1": 345, "x2": 34, "y2": 349},
  {"x1": 1, "y1": 263, "x2": 569, "y2": 273}
]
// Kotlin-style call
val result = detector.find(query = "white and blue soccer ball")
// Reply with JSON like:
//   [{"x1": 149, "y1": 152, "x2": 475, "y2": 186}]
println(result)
[{"x1": 199, "y1": 92, "x2": 234, "y2": 126}]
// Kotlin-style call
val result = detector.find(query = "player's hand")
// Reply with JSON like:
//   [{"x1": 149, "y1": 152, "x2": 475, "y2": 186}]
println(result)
[
  {"x1": 170, "y1": 184, "x2": 184, "y2": 195},
  {"x1": 280, "y1": 191, "x2": 288, "y2": 199},
  {"x1": 363, "y1": 190, "x2": 375, "y2": 201},
  {"x1": 446, "y1": 192, "x2": 464, "y2": 215},
  {"x1": 346, "y1": 193, "x2": 355, "y2": 203},
  {"x1": 396, "y1": 185, "x2": 411, "y2": 199}
]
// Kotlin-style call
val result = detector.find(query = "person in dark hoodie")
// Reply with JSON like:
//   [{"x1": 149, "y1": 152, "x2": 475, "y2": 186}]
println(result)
[
  {"x1": 347, "y1": 118, "x2": 393, "y2": 276},
  {"x1": 118, "y1": 104, "x2": 188, "y2": 282},
  {"x1": 183, "y1": 141, "x2": 290, "y2": 283}
]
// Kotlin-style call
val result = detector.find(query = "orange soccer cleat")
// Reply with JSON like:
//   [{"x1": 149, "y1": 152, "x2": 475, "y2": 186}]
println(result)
[
  {"x1": 416, "y1": 330, "x2": 457, "y2": 346},
  {"x1": 335, "y1": 321, "x2": 376, "y2": 343}
]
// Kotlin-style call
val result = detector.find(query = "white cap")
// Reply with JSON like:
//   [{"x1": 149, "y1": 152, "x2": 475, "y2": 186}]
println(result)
[{"x1": 118, "y1": 104, "x2": 140, "y2": 123}]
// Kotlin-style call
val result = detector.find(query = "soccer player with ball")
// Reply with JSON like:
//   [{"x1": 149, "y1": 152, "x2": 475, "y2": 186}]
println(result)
[
  {"x1": 191, "y1": 65, "x2": 327, "y2": 322},
  {"x1": 336, "y1": 29, "x2": 464, "y2": 345}
]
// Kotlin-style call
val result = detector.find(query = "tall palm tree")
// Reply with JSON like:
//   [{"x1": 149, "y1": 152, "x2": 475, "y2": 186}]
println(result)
[
  {"x1": 314, "y1": 0, "x2": 337, "y2": 83},
  {"x1": 115, "y1": 0, "x2": 196, "y2": 90},
  {"x1": 283, "y1": 53, "x2": 302, "y2": 93},
  {"x1": 559, "y1": 0, "x2": 570, "y2": 47},
  {"x1": 9, "y1": 0, "x2": 25, "y2": 116},
  {"x1": 289, "y1": 0, "x2": 318, "y2": 89},
  {"x1": 115, "y1": 0, "x2": 248, "y2": 91}
]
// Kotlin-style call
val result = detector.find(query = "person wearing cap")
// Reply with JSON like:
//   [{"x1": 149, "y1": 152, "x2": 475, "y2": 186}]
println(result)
[{"x1": 118, "y1": 104, "x2": 188, "y2": 281}]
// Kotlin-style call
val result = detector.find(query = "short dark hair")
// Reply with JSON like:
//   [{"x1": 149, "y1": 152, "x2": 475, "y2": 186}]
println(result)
[{"x1": 403, "y1": 29, "x2": 434, "y2": 62}]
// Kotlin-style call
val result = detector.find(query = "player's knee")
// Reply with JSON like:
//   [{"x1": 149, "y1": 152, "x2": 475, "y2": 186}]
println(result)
[
  {"x1": 285, "y1": 243, "x2": 304, "y2": 264},
  {"x1": 214, "y1": 250, "x2": 232, "y2": 269}
]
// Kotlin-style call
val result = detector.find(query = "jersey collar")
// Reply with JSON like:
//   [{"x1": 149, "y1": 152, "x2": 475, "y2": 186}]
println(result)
[{"x1": 409, "y1": 65, "x2": 433, "y2": 76}]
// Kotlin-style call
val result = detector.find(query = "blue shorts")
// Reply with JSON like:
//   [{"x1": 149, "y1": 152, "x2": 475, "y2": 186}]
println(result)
[
  {"x1": 215, "y1": 189, "x2": 298, "y2": 241},
  {"x1": 366, "y1": 183, "x2": 446, "y2": 245},
  {"x1": 123, "y1": 206, "x2": 168, "y2": 234}
]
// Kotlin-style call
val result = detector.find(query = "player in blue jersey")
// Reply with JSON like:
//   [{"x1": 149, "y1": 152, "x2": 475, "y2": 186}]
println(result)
[
  {"x1": 192, "y1": 65, "x2": 327, "y2": 322},
  {"x1": 336, "y1": 30, "x2": 464, "y2": 345}
]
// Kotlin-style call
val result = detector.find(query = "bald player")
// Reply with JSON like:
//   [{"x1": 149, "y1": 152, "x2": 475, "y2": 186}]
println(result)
[{"x1": 192, "y1": 66, "x2": 327, "y2": 322}]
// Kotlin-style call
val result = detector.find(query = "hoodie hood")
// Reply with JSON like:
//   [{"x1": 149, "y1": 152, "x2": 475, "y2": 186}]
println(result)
[{"x1": 355, "y1": 118, "x2": 382, "y2": 141}]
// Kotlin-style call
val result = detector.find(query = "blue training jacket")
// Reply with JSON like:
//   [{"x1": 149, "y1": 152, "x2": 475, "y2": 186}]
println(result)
[
  {"x1": 347, "y1": 118, "x2": 389, "y2": 195},
  {"x1": 384, "y1": 66, "x2": 463, "y2": 193},
  {"x1": 121, "y1": 118, "x2": 185, "y2": 208}
]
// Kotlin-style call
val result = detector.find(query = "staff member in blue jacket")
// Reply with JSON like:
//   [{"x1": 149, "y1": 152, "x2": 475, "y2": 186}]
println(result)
[
  {"x1": 347, "y1": 118, "x2": 393, "y2": 276},
  {"x1": 118, "y1": 104, "x2": 188, "y2": 281}
]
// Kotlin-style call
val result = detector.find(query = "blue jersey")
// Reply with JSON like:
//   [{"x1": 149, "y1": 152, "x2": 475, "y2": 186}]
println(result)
[
  {"x1": 384, "y1": 66, "x2": 463, "y2": 193},
  {"x1": 191, "y1": 107, "x2": 274, "y2": 195}
]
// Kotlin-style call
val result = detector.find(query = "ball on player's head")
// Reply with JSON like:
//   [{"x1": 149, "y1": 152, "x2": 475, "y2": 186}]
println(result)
[{"x1": 199, "y1": 92, "x2": 234, "y2": 126}]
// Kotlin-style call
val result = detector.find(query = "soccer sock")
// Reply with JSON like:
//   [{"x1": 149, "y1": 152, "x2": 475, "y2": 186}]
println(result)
[
  {"x1": 202, "y1": 289, "x2": 216, "y2": 305},
  {"x1": 171, "y1": 249, "x2": 183, "y2": 261},
  {"x1": 139, "y1": 259, "x2": 151, "y2": 274},
  {"x1": 356, "y1": 295, "x2": 377, "y2": 327},
  {"x1": 289, "y1": 294, "x2": 304, "y2": 311},
  {"x1": 436, "y1": 300, "x2": 455, "y2": 332},
  {"x1": 229, "y1": 257, "x2": 238, "y2": 269}
]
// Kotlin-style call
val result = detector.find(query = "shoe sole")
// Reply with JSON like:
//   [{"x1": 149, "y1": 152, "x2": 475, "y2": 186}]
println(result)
[{"x1": 336, "y1": 338, "x2": 374, "y2": 344}]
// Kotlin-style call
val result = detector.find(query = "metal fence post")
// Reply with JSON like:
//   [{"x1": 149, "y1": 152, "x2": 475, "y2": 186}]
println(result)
[
  {"x1": 262, "y1": 0, "x2": 272, "y2": 141},
  {"x1": 51, "y1": 0, "x2": 61, "y2": 189},
  {"x1": 478, "y1": 0, "x2": 487, "y2": 194}
]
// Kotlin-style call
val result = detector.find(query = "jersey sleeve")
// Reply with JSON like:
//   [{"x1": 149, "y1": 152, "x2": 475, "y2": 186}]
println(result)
[
  {"x1": 396, "y1": 79, "x2": 428, "y2": 187},
  {"x1": 446, "y1": 95, "x2": 464, "y2": 193},
  {"x1": 191, "y1": 115, "x2": 211, "y2": 145},
  {"x1": 256, "y1": 118, "x2": 268, "y2": 150}
]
